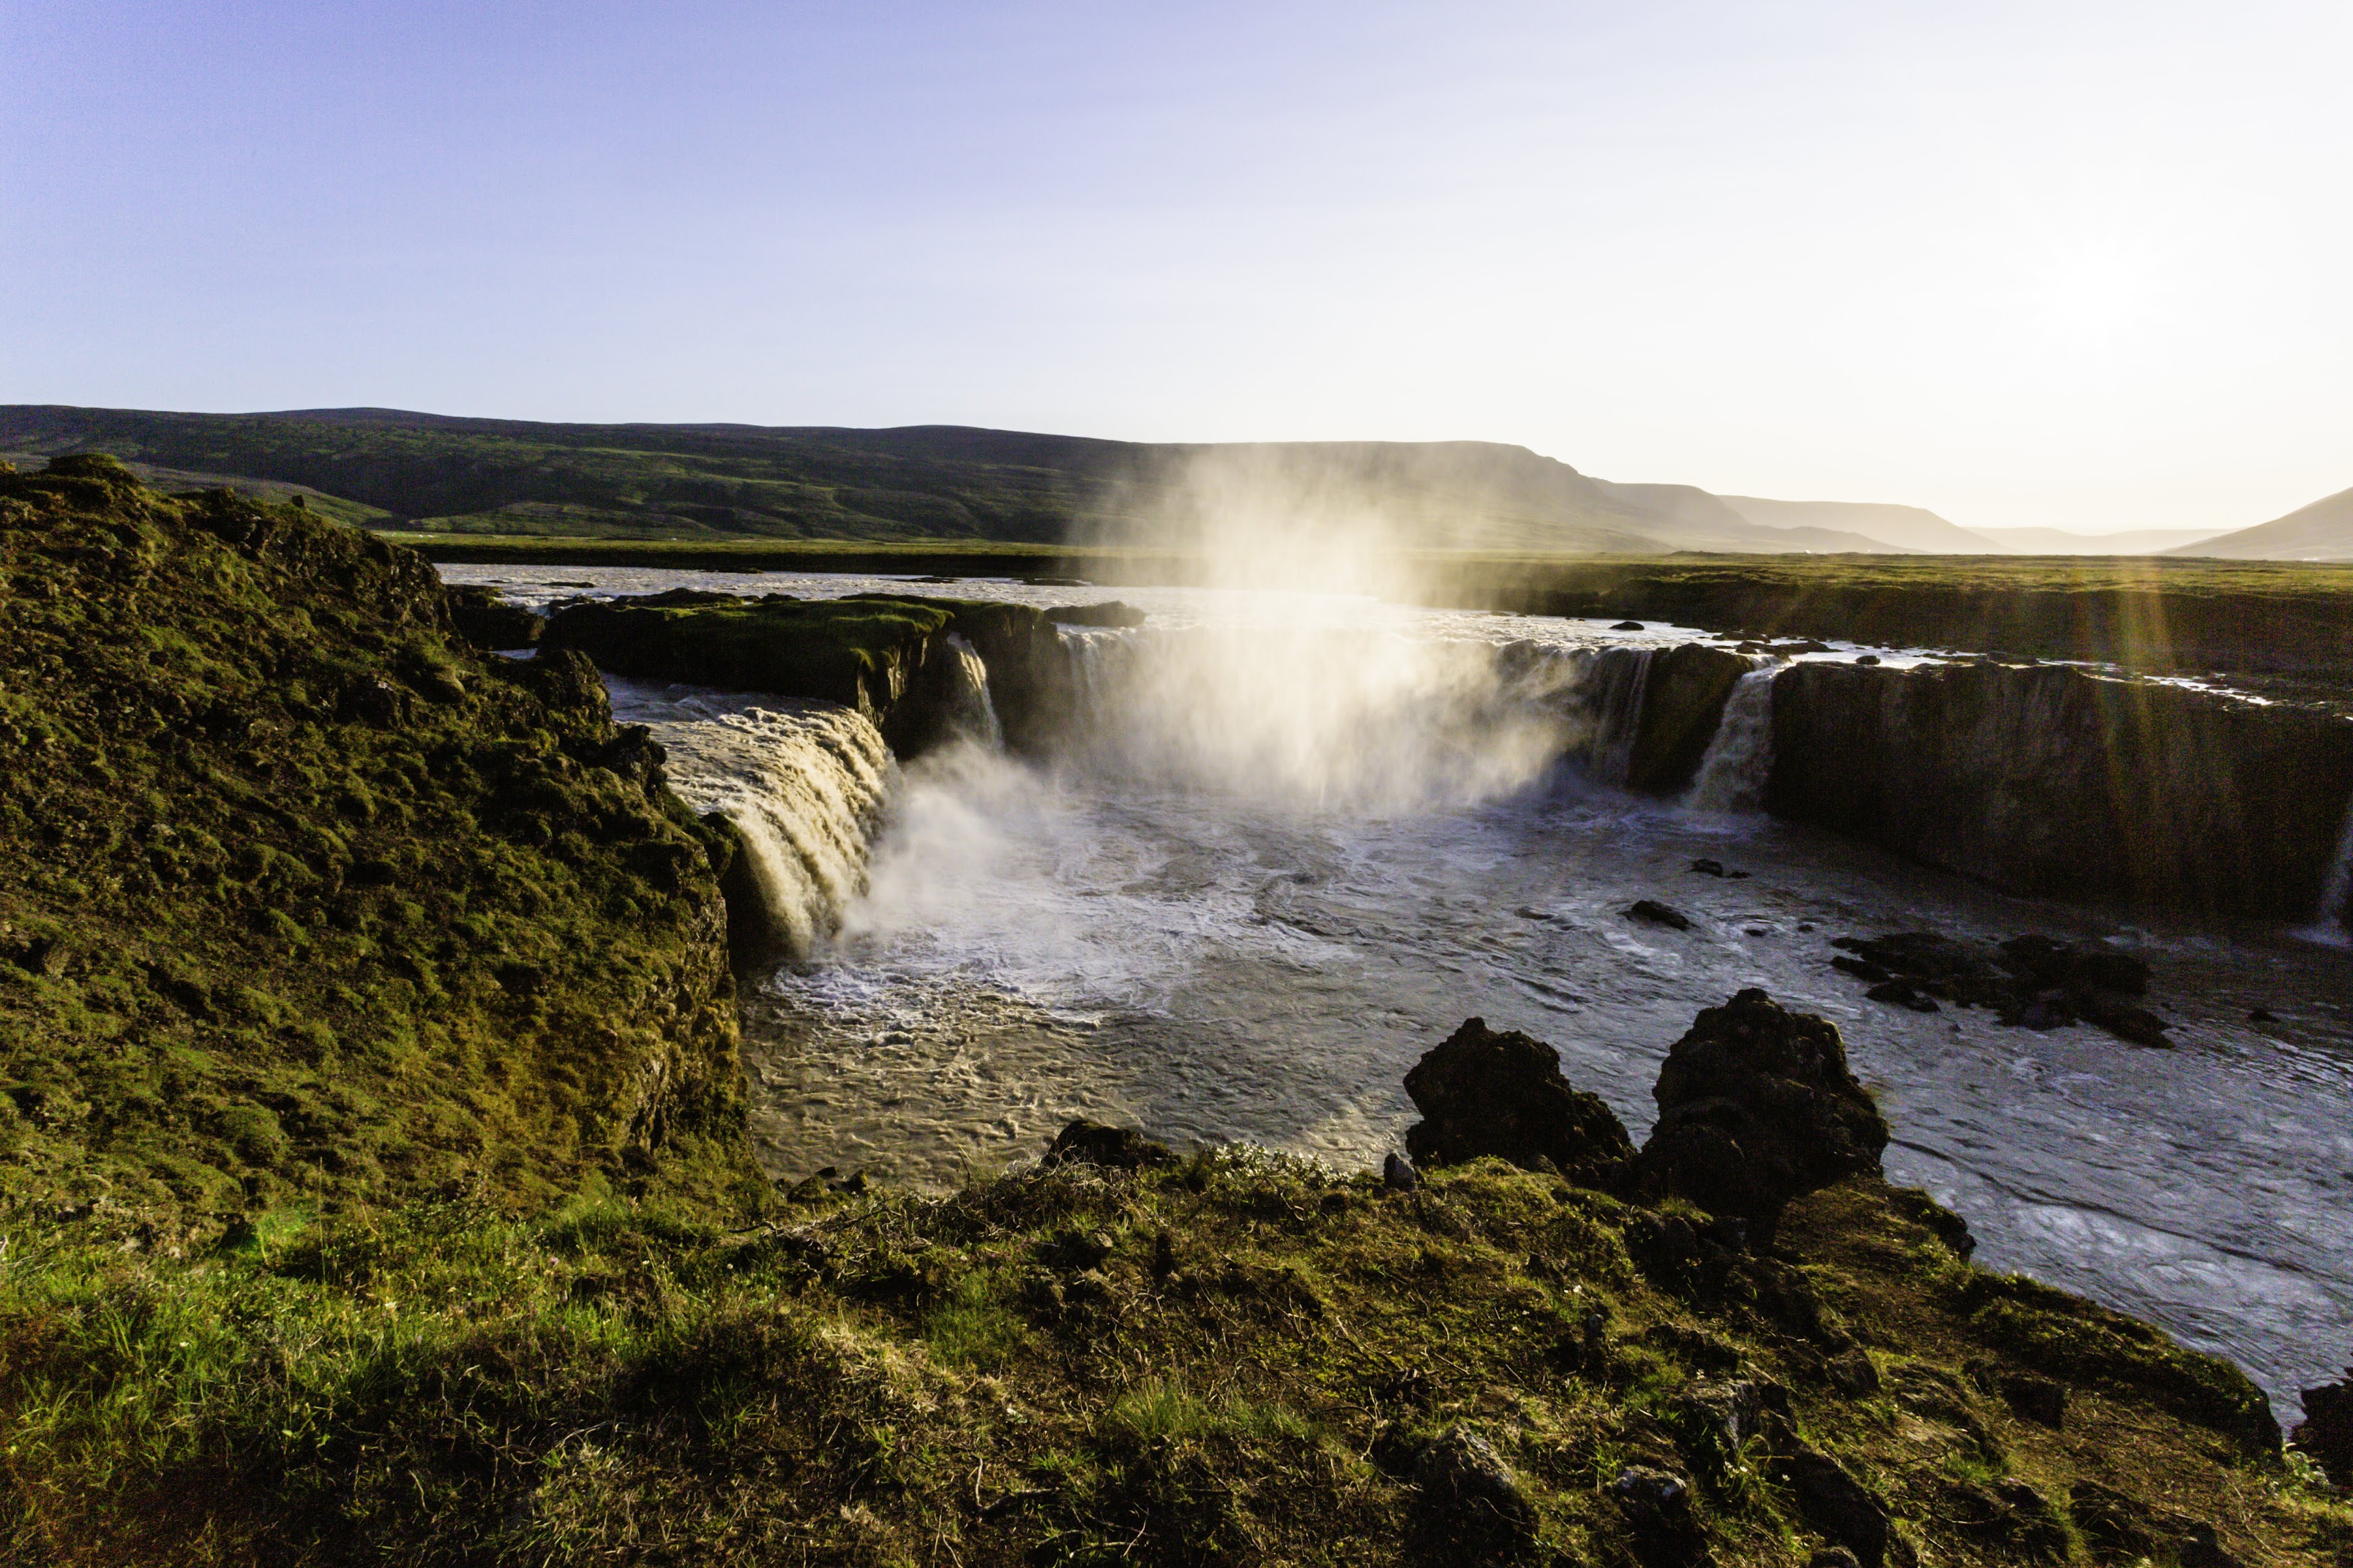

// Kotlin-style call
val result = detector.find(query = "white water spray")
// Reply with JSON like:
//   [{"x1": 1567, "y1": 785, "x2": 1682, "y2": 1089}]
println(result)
[{"x1": 1054, "y1": 623, "x2": 1579, "y2": 812}]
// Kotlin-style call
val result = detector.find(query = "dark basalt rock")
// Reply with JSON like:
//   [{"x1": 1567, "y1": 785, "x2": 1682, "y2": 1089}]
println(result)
[
  {"x1": 1625, "y1": 644, "x2": 1755, "y2": 794},
  {"x1": 1402, "y1": 1018, "x2": 1635, "y2": 1183},
  {"x1": 1777, "y1": 1449, "x2": 1901, "y2": 1568},
  {"x1": 1044, "y1": 601, "x2": 1147, "y2": 628},
  {"x1": 2294, "y1": 1365, "x2": 2353, "y2": 1489},
  {"x1": 1934, "y1": 1476, "x2": 2068, "y2": 1563},
  {"x1": 1609, "y1": 1465, "x2": 1706, "y2": 1567},
  {"x1": 1042, "y1": 1118, "x2": 1175, "y2": 1171},
  {"x1": 1766, "y1": 658, "x2": 2353, "y2": 924},
  {"x1": 445, "y1": 583, "x2": 545, "y2": 649},
  {"x1": 1631, "y1": 989, "x2": 1889, "y2": 1241},
  {"x1": 1828, "y1": 930, "x2": 2170, "y2": 1045},
  {"x1": 1630, "y1": 900, "x2": 1694, "y2": 930},
  {"x1": 2068, "y1": 1480, "x2": 2243, "y2": 1567}
]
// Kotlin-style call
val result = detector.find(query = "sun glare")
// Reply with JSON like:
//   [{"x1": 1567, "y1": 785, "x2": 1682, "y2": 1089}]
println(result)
[{"x1": 2031, "y1": 242, "x2": 2165, "y2": 345}]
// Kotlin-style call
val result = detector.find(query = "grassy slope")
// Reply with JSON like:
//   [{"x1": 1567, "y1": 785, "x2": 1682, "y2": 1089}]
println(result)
[
  {"x1": 0, "y1": 457, "x2": 760, "y2": 1231},
  {"x1": 2, "y1": 1156, "x2": 2341, "y2": 1565}
]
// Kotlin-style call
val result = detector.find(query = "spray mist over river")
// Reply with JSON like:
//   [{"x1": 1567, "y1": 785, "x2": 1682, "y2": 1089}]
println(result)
[{"x1": 455, "y1": 565, "x2": 2353, "y2": 1415}]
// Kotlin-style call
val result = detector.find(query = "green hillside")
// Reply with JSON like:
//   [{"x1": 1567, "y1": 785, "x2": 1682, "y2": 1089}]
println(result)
[{"x1": 0, "y1": 406, "x2": 1696, "y2": 552}]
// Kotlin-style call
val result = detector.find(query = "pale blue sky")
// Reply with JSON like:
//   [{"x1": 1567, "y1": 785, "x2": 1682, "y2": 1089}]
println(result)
[{"x1": 3, "y1": 1, "x2": 2347, "y2": 531}]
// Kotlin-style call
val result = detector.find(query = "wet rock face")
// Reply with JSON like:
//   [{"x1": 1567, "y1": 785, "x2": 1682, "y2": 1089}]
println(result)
[
  {"x1": 1632, "y1": 989, "x2": 1888, "y2": 1239},
  {"x1": 444, "y1": 584, "x2": 545, "y2": 650},
  {"x1": 1402, "y1": 1018, "x2": 1635, "y2": 1183},
  {"x1": 1624, "y1": 643, "x2": 1755, "y2": 794},
  {"x1": 1766, "y1": 658, "x2": 2353, "y2": 923}
]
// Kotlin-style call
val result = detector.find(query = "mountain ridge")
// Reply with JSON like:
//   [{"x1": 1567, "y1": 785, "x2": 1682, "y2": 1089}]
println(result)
[{"x1": 5, "y1": 403, "x2": 2340, "y2": 559}]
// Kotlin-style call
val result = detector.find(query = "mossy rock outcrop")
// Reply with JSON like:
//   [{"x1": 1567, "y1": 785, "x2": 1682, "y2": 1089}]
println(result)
[
  {"x1": 541, "y1": 588, "x2": 1083, "y2": 756},
  {"x1": 0, "y1": 455, "x2": 760, "y2": 1227}
]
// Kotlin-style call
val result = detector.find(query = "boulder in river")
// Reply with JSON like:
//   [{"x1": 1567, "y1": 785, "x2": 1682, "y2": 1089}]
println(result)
[
  {"x1": 1630, "y1": 900, "x2": 1694, "y2": 930},
  {"x1": 1631, "y1": 989, "x2": 1889, "y2": 1241},
  {"x1": 1403, "y1": 1018, "x2": 1635, "y2": 1183},
  {"x1": 1827, "y1": 930, "x2": 2170, "y2": 1046}
]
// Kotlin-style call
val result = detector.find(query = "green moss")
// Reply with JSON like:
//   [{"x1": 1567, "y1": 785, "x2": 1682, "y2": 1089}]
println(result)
[
  {"x1": 0, "y1": 458, "x2": 760, "y2": 1229},
  {"x1": 0, "y1": 1164, "x2": 2335, "y2": 1565}
]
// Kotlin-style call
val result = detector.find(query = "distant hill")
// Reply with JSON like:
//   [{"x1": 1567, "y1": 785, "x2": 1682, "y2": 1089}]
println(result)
[
  {"x1": 1971, "y1": 525, "x2": 2227, "y2": 555},
  {"x1": 2166, "y1": 485, "x2": 2353, "y2": 561},
  {"x1": 0, "y1": 404, "x2": 1921, "y2": 556},
  {"x1": 1715, "y1": 496, "x2": 1994, "y2": 554},
  {"x1": 1590, "y1": 482, "x2": 1915, "y2": 554}
]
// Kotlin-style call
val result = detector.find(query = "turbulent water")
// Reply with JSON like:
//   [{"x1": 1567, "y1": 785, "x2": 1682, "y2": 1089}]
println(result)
[{"x1": 455, "y1": 565, "x2": 2353, "y2": 1416}]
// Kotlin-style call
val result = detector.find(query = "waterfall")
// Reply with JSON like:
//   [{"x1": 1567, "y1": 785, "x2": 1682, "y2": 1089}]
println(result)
[
  {"x1": 605, "y1": 678, "x2": 895, "y2": 960},
  {"x1": 942, "y1": 634, "x2": 1002, "y2": 749},
  {"x1": 1583, "y1": 647, "x2": 1656, "y2": 787},
  {"x1": 1684, "y1": 665, "x2": 1781, "y2": 814},
  {"x1": 2315, "y1": 793, "x2": 2353, "y2": 935}
]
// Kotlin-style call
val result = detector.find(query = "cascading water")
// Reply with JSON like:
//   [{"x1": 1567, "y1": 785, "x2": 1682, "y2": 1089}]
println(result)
[
  {"x1": 605, "y1": 676, "x2": 894, "y2": 960},
  {"x1": 942, "y1": 634, "x2": 1002, "y2": 750},
  {"x1": 1582, "y1": 647, "x2": 1656, "y2": 787},
  {"x1": 1684, "y1": 664, "x2": 1781, "y2": 814},
  {"x1": 2310, "y1": 792, "x2": 2353, "y2": 939}
]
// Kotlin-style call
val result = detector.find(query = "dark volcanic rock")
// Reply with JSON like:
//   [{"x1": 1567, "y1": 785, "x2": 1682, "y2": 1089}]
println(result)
[
  {"x1": 2068, "y1": 1480, "x2": 2242, "y2": 1567},
  {"x1": 1827, "y1": 930, "x2": 2170, "y2": 1046},
  {"x1": 1778, "y1": 1450, "x2": 1898, "y2": 1568},
  {"x1": 1626, "y1": 643, "x2": 1755, "y2": 794},
  {"x1": 1413, "y1": 1424, "x2": 1537, "y2": 1554},
  {"x1": 445, "y1": 583, "x2": 545, "y2": 649},
  {"x1": 1608, "y1": 1465, "x2": 1705, "y2": 1567},
  {"x1": 1629, "y1": 900, "x2": 1694, "y2": 930},
  {"x1": 1043, "y1": 1118, "x2": 1175, "y2": 1171},
  {"x1": 2294, "y1": 1365, "x2": 2353, "y2": 1489},
  {"x1": 1044, "y1": 601, "x2": 1147, "y2": 628},
  {"x1": 1766, "y1": 658, "x2": 2353, "y2": 923},
  {"x1": 1402, "y1": 1018, "x2": 1635, "y2": 1183},
  {"x1": 1631, "y1": 989, "x2": 1889, "y2": 1240}
]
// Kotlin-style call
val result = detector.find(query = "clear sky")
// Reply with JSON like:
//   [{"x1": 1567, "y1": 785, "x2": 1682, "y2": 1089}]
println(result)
[{"x1": 3, "y1": 1, "x2": 2346, "y2": 533}]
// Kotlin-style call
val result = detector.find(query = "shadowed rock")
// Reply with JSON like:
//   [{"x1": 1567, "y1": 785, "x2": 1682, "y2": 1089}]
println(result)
[
  {"x1": 1402, "y1": 1018, "x2": 1635, "y2": 1183},
  {"x1": 2294, "y1": 1365, "x2": 2353, "y2": 1489},
  {"x1": 1042, "y1": 1118, "x2": 1175, "y2": 1171},
  {"x1": 1632, "y1": 989, "x2": 1888, "y2": 1241}
]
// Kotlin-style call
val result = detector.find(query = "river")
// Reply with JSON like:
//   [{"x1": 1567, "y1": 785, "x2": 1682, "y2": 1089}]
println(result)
[{"x1": 450, "y1": 563, "x2": 2353, "y2": 1416}]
